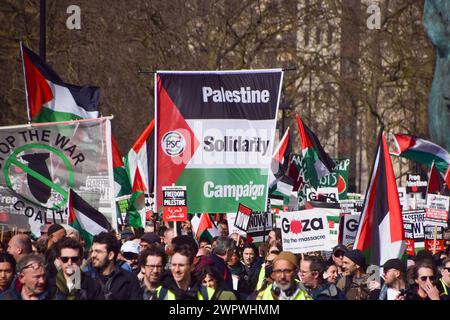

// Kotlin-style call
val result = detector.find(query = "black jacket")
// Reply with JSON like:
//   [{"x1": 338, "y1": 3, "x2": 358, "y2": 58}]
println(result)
[
  {"x1": 86, "y1": 264, "x2": 143, "y2": 300},
  {"x1": 242, "y1": 257, "x2": 263, "y2": 292},
  {"x1": 53, "y1": 269, "x2": 104, "y2": 300},
  {"x1": 211, "y1": 254, "x2": 233, "y2": 291},
  {"x1": 404, "y1": 284, "x2": 442, "y2": 301}
]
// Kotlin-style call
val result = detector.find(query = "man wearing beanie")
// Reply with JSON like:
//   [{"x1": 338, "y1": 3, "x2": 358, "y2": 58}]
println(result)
[
  {"x1": 336, "y1": 249, "x2": 370, "y2": 300},
  {"x1": 255, "y1": 252, "x2": 311, "y2": 300}
]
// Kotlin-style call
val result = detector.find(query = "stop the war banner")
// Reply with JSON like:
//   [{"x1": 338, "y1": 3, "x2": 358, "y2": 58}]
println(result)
[
  {"x1": 155, "y1": 70, "x2": 283, "y2": 213},
  {"x1": 0, "y1": 118, "x2": 116, "y2": 235}
]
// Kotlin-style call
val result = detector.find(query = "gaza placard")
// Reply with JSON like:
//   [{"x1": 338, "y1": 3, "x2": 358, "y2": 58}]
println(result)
[
  {"x1": 280, "y1": 210, "x2": 331, "y2": 254},
  {"x1": 154, "y1": 70, "x2": 283, "y2": 213}
]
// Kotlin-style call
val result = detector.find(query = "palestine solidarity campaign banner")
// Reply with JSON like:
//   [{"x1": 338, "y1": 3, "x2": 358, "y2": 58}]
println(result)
[
  {"x1": 0, "y1": 118, "x2": 116, "y2": 235},
  {"x1": 155, "y1": 70, "x2": 283, "y2": 213}
]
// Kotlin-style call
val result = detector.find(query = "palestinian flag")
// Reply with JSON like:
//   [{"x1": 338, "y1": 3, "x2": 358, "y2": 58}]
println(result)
[
  {"x1": 269, "y1": 194, "x2": 286, "y2": 212},
  {"x1": 124, "y1": 120, "x2": 155, "y2": 228},
  {"x1": 68, "y1": 189, "x2": 111, "y2": 248},
  {"x1": 268, "y1": 127, "x2": 294, "y2": 198},
  {"x1": 295, "y1": 114, "x2": 335, "y2": 188},
  {"x1": 111, "y1": 136, "x2": 133, "y2": 226},
  {"x1": 112, "y1": 137, "x2": 131, "y2": 198},
  {"x1": 426, "y1": 161, "x2": 445, "y2": 195},
  {"x1": 271, "y1": 127, "x2": 291, "y2": 178},
  {"x1": 269, "y1": 175, "x2": 294, "y2": 196},
  {"x1": 21, "y1": 43, "x2": 99, "y2": 123},
  {"x1": 191, "y1": 213, "x2": 219, "y2": 241},
  {"x1": 354, "y1": 131, "x2": 405, "y2": 266},
  {"x1": 445, "y1": 167, "x2": 450, "y2": 191},
  {"x1": 391, "y1": 133, "x2": 450, "y2": 174},
  {"x1": 287, "y1": 154, "x2": 304, "y2": 192}
]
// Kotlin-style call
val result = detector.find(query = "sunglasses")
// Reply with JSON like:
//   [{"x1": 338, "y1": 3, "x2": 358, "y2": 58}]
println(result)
[
  {"x1": 60, "y1": 256, "x2": 81, "y2": 263},
  {"x1": 443, "y1": 267, "x2": 450, "y2": 272},
  {"x1": 123, "y1": 252, "x2": 139, "y2": 260},
  {"x1": 419, "y1": 276, "x2": 435, "y2": 282},
  {"x1": 334, "y1": 251, "x2": 345, "y2": 258},
  {"x1": 269, "y1": 250, "x2": 280, "y2": 255}
]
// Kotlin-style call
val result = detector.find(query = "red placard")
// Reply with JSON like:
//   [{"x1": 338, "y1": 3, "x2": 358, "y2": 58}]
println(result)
[
  {"x1": 425, "y1": 239, "x2": 444, "y2": 252},
  {"x1": 163, "y1": 206, "x2": 188, "y2": 222},
  {"x1": 162, "y1": 186, "x2": 187, "y2": 222},
  {"x1": 234, "y1": 203, "x2": 253, "y2": 232},
  {"x1": 405, "y1": 239, "x2": 415, "y2": 256}
]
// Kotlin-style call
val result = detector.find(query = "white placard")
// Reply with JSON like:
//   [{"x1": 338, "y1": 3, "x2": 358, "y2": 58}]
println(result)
[
  {"x1": 280, "y1": 210, "x2": 331, "y2": 254},
  {"x1": 342, "y1": 214, "x2": 360, "y2": 246}
]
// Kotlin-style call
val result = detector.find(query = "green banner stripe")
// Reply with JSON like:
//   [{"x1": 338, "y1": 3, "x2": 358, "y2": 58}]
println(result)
[
  {"x1": 33, "y1": 107, "x2": 82, "y2": 123},
  {"x1": 175, "y1": 168, "x2": 269, "y2": 213}
]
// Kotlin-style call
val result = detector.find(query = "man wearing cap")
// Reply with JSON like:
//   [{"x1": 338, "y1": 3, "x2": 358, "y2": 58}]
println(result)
[
  {"x1": 376, "y1": 258, "x2": 407, "y2": 300},
  {"x1": 255, "y1": 251, "x2": 311, "y2": 300},
  {"x1": 46, "y1": 224, "x2": 67, "y2": 250},
  {"x1": 328, "y1": 244, "x2": 348, "y2": 281},
  {"x1": 140, "y1": 232, "x2": 161, "y2": 251},
  {"x1": 336, "y1": 249, "x2": 370, "y2": 300},
  {"x1": 119, "y1": 240, "x2": 140, "y2": 274}
]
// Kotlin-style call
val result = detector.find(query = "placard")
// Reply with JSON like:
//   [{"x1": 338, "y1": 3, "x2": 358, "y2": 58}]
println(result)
[
  {"x1": 234, "y1": 203, "x2": 253, "y2": 232},
  {"x1": 280, "y1": 210, "x2": 331, "y2": 254},
  {"x1": 162, "y1": 186, "x2": 187, "y2": 221}
]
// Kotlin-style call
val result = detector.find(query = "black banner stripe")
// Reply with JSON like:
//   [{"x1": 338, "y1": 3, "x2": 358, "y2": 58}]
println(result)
[{"x1": 158, "y1": 72, "x2": 282, "y2": 120}]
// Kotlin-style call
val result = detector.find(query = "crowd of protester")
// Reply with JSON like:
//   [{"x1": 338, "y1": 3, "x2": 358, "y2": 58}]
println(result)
[{"x1": 0, "y1": 220, "x2": 449, "y2": 300}]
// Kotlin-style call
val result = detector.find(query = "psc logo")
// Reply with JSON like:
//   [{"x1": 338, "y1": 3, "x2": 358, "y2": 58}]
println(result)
[
  {"x1": 281, "y1": 217, "x2": 324, "y2": 234},
  {"x1": 161, "y1": 131, "x2": 185, "y2": 157},
  {"x1": 3, "y1": 144, "x2": 74, "y2": 210}
]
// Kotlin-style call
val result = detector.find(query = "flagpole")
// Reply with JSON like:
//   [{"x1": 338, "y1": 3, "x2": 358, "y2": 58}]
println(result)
[
  {"x1": 39, "y1": 0, "x2": 46, "y2": 62},
  {"x1": 105, "y1": 118, "x2": 118, "y2": 232},
  {"x1": 0, "y1": 225, "x2": 4, "y2": 243},
  {"x1": 0, "y1": 116, "x2": 114, "y2": 131},
  {"x1": 432, "y1": 225, "x2": 437, "y2": 255},
  {"x1": 20, "y1": 42, "x2": 32, "y2": 123}
]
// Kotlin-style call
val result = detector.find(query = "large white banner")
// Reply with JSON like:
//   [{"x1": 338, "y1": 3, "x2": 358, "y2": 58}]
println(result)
[
  {"x1": 0, "y1": 118, "x2": 115, "y2": 234},
  {"x1": 155, "y1": 70, "x2": 283, "y2": 213}
]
